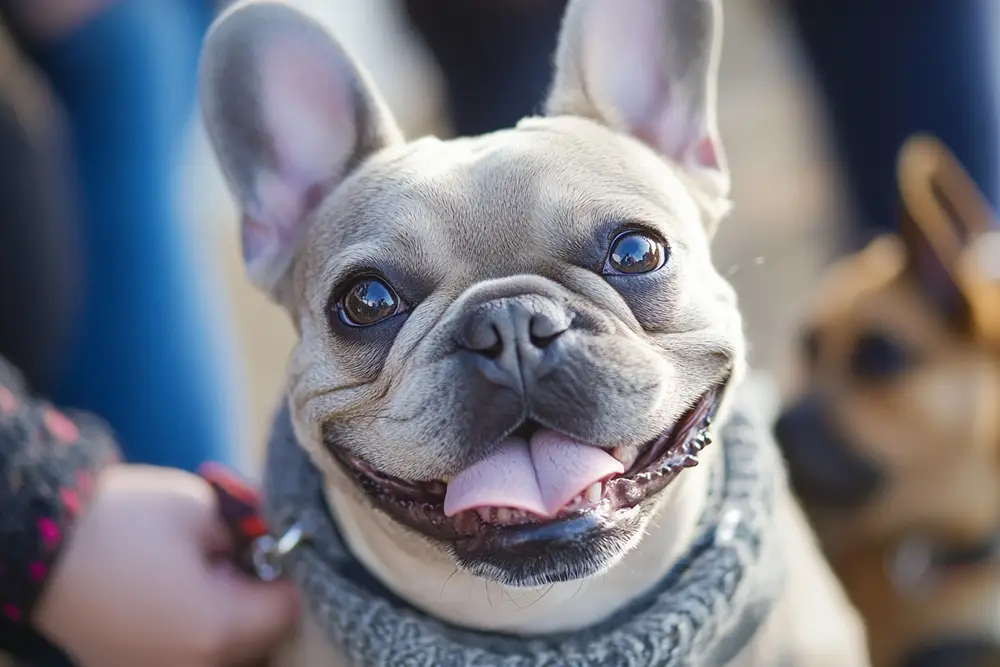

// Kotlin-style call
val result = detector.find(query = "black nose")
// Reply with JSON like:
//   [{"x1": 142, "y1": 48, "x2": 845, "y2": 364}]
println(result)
[
  {"x1": 774, "y1": 396, "x2": 883, "y2": 510},
  {"x1": 455, "y1": 296, "x2": 573, "y2": 392}
]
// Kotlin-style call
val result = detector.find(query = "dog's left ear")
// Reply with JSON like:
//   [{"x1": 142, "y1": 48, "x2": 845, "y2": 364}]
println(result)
[
  {"x1": 199, "y1": 1, "x2": 403, "y2": 296},
  {"x1": 545, "y1": 0, "x2": 729, "y2": 205}
]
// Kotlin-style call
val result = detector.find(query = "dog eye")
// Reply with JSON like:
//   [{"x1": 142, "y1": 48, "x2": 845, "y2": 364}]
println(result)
[
  {"x1": 604, "y1": 230, "x2": 668, "y2": 275},
  {"x1": 850, "y1": 332, "x2": 912, "y2": 381},
  {"x1": 337, "y1": 275, "x2": 404, "y2": 327}
]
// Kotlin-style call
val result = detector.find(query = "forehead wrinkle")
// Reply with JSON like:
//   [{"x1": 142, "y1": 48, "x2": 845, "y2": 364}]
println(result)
[
  {"x1": 308, "y1": 118, "x2": 702, "y2": 288},
  {"x1": 313, "y1": 228, "x2": 436, "y2": 299}
]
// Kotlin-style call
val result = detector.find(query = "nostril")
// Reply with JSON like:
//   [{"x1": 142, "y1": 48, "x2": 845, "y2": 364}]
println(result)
[
  {"x1": 480, "y1": 326, "x2": 504, "y2": 359},
  {"x1": 529, "y1": 330, "x2": 562, "y2": 349},
  {"x1": 457, "y1": 322, "x2": 505, "y2": 359},
  {"x1": 528, "y1": 313, "x2": 571, "y2": 349}
]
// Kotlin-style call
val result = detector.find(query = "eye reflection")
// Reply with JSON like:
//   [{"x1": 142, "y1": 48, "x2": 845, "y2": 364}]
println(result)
[
  {"x1": 339, "y1": 276, "x2": 400, "y2": 326},
  {"x1": 606, "y1": 231, "x2": 667, "y2": 275}
]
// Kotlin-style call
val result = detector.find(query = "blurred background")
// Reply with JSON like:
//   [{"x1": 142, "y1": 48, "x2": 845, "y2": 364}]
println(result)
[
  {"x1": 0, "y1": 0, "x2": 994, "y2": 467},
  {"x1": 3, "y1": 3, "x2": 1000, "y2": 664}
]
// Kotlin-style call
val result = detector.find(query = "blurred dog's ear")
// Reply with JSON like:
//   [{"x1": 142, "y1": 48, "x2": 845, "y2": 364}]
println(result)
[{"x1": 896, "y1": 135, "x2": 997, "y2": 333}]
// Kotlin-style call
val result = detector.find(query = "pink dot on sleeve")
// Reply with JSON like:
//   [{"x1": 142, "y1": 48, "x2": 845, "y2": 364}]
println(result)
[
  {"x1": 36, "y1": 518, "x2": 61, "y2": 551},
  {"x1": 60, "y1": 488, "x2": 81, "y2": 515},
  {"x1": 43, "y1": 408, "x2": 79, "y2": 444},
  {"x1": 28, "y1": 561, "x2": 47, "y2": 583},
  {"x1": 0, "y1": 386, "x2": 16, "y2": 415},
  {"x1": 3, "y1": 604, "x2": 21, "y2": 622}
]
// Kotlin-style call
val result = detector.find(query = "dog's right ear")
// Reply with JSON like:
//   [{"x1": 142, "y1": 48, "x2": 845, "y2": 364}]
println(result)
[
  {"x1": 896, "y1": 135, "x2": 999, "y2": 332},
  {"x1": 544, "y1": 0, "x2": 729, "y2": 206},
  {"x1": 199, "y1": 1, "x2": 403, "y2": 295}
]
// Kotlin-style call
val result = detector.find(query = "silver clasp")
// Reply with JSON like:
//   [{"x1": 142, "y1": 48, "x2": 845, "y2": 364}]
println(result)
[{"x1": 251, "y1": 523, "x2": 308, "y2": 582}]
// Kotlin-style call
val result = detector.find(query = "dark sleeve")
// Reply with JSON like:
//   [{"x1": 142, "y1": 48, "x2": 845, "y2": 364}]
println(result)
[{"x1": 0, "y1": 354, "x2": 120, "y2": 645}]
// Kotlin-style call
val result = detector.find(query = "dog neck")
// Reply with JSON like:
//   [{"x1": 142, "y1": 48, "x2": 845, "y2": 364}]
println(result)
[
  {"x1": 262, "y1": 385, "x2": 786, "y2": 667},
  {"x1": 323, "y1": 444, "x2": 718, "y2": 635}
]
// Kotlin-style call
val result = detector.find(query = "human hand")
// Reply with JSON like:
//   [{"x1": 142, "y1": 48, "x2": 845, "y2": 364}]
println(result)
[{"x1": 33, "y1": 464, "x2": 301, "y2": 667}]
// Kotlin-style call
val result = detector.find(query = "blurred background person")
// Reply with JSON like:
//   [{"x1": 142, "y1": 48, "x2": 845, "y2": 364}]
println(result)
[
  {"x1": 0, "y1": 0, "x2": 245, "y2": 476},
  {"x1": 402, "y1": 0, "x2": 1000, "y2": 250},
  {"x1": 0, "y1": 2, "x2": 248, "y2": 664}
]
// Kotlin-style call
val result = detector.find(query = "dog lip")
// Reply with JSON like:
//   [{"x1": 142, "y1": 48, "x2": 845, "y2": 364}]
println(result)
[{"x1": 327, "y1": 374, "x2": 728, "y2": 550}]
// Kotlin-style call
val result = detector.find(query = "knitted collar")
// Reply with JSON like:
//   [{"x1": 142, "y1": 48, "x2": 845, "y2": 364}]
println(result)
[{"x1": 262, "y1": 384, "x2": 785, "y2": 667}]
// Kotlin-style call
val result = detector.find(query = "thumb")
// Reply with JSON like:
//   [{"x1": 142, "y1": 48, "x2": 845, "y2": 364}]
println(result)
[{"x1": 211, "y1": 565, "x2": 302, "y2": 665}]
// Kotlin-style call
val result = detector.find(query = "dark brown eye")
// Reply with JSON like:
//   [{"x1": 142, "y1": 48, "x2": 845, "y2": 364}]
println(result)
[
  {"x1": 849, "y1": 331, "x2": 913, "y2": 381},
  {"x1": 338, "y1": 276, "x2": 402, "y2": 327},
  {"x1": 605, "y1": 230, "x2": 668, "y2": 275}
]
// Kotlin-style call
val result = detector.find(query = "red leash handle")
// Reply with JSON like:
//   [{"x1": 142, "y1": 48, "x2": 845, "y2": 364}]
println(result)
[{"x1": 199, "y1": 462, "x2": 271, "y2": 578}]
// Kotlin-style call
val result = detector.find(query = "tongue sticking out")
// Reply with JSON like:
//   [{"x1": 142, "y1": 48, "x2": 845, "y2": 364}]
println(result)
[{"x1": 443, "y1": 430, "x2": 625, "y2": 518}]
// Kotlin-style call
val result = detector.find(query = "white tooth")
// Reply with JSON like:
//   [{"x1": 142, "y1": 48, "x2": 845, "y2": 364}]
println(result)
[
  {"x1": 613, "y1": 447, "x2": 638, "y2": 469},
  {"x1": 496, "y1": 508, "x2": 513, "y2": 524},
  {"x1": 477, "y1": 508, "x2": 493, "y2": 523},
  {"x1": 586, "y1": 483, "x2": 603, "y2": 504}
]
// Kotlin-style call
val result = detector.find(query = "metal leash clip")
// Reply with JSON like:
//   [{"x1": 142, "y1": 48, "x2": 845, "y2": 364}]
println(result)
[
  {"x1": 250, "y1": 523, "x2": 307, "y2": 582},
  {"x1": 199, "y1": 462, "x2": 309, "y2": 582}
]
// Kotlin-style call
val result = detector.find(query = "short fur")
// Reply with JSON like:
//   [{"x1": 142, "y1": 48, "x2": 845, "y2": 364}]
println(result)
[
  {"x1": 776, "y1": 135, "x2": 1000, "y2": 667},
  {"x1": 199, "y1": 1, "x2": 866, "y2": 664}
]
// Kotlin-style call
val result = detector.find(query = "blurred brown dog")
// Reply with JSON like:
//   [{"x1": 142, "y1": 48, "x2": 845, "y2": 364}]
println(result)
[{"x1": 775, "y1": 135, "x2": 1000, "y2": 667}]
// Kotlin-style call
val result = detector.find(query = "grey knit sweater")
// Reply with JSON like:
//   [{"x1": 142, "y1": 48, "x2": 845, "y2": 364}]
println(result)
[{"x1": 262, "y1": 383, "x2": 785, "y2": 667}]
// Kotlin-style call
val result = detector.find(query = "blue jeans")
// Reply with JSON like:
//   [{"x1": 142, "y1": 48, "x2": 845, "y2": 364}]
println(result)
[
  {"x1": 786, "y1": 0, "x2": 1000, "y2": 248},
  {"x1": 4, "y1": 3, "x2": 241, "y2": 662},
  {"x1": 18, "y1": 0, "x2": 246, "y2": 473}
]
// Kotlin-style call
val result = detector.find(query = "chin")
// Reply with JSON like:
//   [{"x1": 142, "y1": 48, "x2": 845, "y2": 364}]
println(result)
[{"x1": 329, "y1": 381, "x2": 727, "y2": 587}]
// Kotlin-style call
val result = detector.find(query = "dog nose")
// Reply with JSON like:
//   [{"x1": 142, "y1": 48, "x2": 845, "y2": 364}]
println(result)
[
  {"x1": 456, "y1": 296, "x2": 573, "y2": 392},
  {"x1": 774, "y1": 396, "x2": 883, "y2": 510}
]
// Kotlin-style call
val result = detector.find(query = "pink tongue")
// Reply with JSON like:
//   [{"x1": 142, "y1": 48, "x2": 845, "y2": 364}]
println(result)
[{"x1": 442, "y1": 430, "x2": 624, "y2": 518}]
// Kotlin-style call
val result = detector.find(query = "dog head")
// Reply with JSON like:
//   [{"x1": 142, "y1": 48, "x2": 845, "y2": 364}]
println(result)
[
  {"x1": 200, "y1": 0, "x2": 741, "y2": 588},
  {"x1": 775, "y1": 135, "x2": 1000, "y2": 545}
]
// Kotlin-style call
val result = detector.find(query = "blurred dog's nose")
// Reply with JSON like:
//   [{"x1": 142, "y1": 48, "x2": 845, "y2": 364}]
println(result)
[
  {"x1": 456, "y1": 296, "x2": 572, "y2": 392},
  {"x1": 774, "y1": 396, "x2": 883, "y2": 510}
]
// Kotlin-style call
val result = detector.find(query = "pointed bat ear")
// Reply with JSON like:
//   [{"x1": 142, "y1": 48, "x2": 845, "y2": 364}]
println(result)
[
  {"x1": 545, "y1": 0, "x2": 729, "y2": 203},
  {"x1": 199, "y1": 1, "x2": 403, "y2": 295}
]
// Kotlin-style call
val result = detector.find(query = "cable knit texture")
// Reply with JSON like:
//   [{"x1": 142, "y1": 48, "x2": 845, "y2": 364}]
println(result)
[
  {"x1": 0, "y1": 355, "x2": 119, "y2": 648},
  {"x1": 263, "y1": 380, "x2": 786, "y2": 667}
]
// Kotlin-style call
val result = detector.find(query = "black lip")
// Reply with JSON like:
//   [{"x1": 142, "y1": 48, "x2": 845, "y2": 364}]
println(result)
[
  {"x1": 328, "y1": 378, "x2": 727, "y2": 585},
  {"x1": 453, "y1": 510, "x2": 647, "y2": 587}
]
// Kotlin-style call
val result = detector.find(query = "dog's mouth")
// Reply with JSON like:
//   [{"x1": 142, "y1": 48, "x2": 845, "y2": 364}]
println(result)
[{"x1": 331, "y1": 381, "x2": 724, "y2": 581}]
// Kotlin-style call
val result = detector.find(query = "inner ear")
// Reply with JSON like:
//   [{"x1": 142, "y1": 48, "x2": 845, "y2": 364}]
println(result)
[
  {"x1": 544, "y1": 0, "x2": 728, "y2": 198},
  {"x1": 199, "y1": 1, "x2": 402, "y2": 295}
]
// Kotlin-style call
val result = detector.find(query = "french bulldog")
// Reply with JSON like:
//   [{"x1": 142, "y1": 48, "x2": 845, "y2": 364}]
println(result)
[
  {"x1": 775, "y1": 135, "x2": 1000, "y2": 667},
  {"x1": 199, "y1": 0, "x2": 867, "y2": 665}
]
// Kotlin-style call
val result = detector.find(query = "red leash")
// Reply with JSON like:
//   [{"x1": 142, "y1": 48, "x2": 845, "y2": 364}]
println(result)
[{"x1": 199, "y1": 462, "x2": 273, "y2": 579}]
